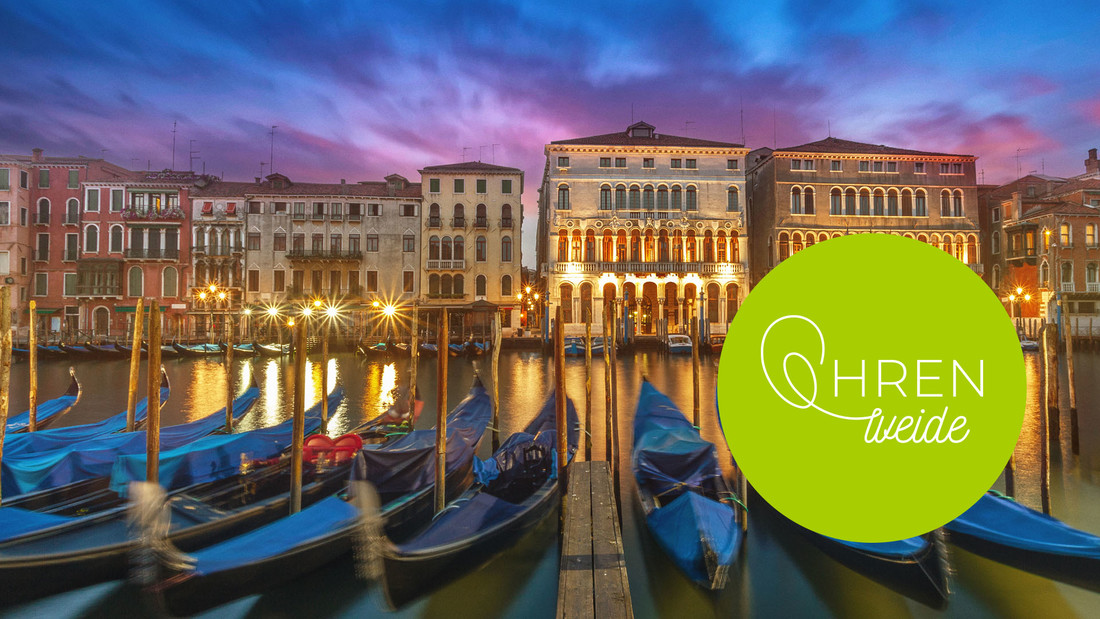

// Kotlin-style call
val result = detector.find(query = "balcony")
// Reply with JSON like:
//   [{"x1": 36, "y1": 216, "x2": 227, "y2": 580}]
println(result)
[
  {"x1": 291, "y1": 211, "x2": 307, "y2": 221},
  {"x1": 75, "y1": 283, "x2": 122, "y2": 296},
  {"x1": 428, "y1": 217, "x2": 441, "y2": 229},
  {"x1": 1088, "y1": 283, "x2": 1100, "y2": 293},
  {"x1": 348, "y1": 213, "x2": 363, "y2": 222},
  {"x1": 311, "y1": 212, "x2": 326, "y2": 221},
  {"x1": 124, "y1": 248, "x2": 180, "y2": 260},
  {"x1": 553, "y1": 261, "x2": 745, "y2": 275},
  {"x1": 33, "y1": 250, "x2": 48, "y2": 262},
  {"x1": 35, "y1": 213, "x2": 50, "y2": 225},
  {"x1": 452, "y1": 217, "x2": 466, "y2": 228},
  {"x1": 474, "y1": 217, "x2": 488, "y2": 229},
  {"x1": 1063, "y1": 282, "x2": 1076, "y2": 293},
  {"x1": 192, "y1": 246, "x2": 242, "y2": 256},
  {"x1": 63, "y1": 250, "x2": 78, "y2": 262},
  {"x1": 426, "y1": 259, "x2": 466, "y2": 270},
  {"x1": 121, "y1": 207, "x2": 185, "y2": 222},
  {"x1": 64, "y1": 213, "x2": 79, "y2": 226},
  {"x1": 286, "y1": 249, "x2": 363, "y2": 261},
  {"x1": 426, "y1": 293, "x2": 468, "y2": 300},
  {"x1": 500, "y1": 217, "x2": 513, "y2": 229}
]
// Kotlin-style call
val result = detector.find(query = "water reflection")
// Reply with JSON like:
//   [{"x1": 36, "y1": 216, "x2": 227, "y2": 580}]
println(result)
[{"x1": 3, "y1": 349, "x2": 1100, "y2": 618}]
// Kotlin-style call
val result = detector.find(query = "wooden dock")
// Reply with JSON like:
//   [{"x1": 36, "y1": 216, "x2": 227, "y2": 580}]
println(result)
[{"x1": 557, "y1": 461, "x2": 633, "y2": 618}]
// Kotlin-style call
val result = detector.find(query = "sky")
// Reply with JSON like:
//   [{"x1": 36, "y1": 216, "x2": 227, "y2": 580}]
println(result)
[{"x1": 2, "y1": 0, "x2": 1099, "y2": 266}]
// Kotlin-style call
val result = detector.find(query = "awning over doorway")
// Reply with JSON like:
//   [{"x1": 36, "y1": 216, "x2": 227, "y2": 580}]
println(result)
[{"x1": 116, "y1": 306, "x2": 137, "y2": 313}]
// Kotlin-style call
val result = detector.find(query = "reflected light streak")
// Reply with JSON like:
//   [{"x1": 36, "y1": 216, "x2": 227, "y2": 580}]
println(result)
[
  {"x1": 380, "y1": 363, "x2": 397, "y2": 413},
  {"x1": 263, "y1": 359, "x2": 281, "y2": 426}
]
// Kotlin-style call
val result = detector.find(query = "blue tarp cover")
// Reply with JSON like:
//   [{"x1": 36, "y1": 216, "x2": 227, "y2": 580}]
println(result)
[
  {"x1": 832, "y1": 536, "x2": 928, "y2": 558},
  {"x1": 189, "y1": 495, "x2": 359, "y2": 576},
  {"x1": 645, "y1": 491, "x2": 741, "y2": 583},
  {"x1": 633, "y1": 382, "x2": 722, "y2": 502},
  {"x1": 357, "y1": 382, "x2": 491, "y2": 496},
  {"x1": 2, "y1": 388, "x2": 259, "y2": 496},
  {"x1": 0, "y1": 505, "x2": 81, "y2": 543},
  {"x1": 5, "y1": 387, "x2": 79, "y2": 434},
  {"x1": 108, "y1": 388, "x2": 342, "y2": 495},
  {"x1": 399, "y1": 391, "x2": 578, "y2": 553},
  {"x1": 947, "y1": 492, "x2": 1100, "y2": 559},
  {"x1": 1, "y1": 384, "x2": 168, "y2": 458}
]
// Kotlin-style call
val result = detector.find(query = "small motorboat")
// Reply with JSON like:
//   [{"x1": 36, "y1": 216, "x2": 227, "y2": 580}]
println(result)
[
  {"x1": 666, "y1": 334, "x2": 693, "y2": 354},
  {"x1": 254, "y1": 342, "x2": 290, "y2": 357},
  {"x1": 709, "y1": 334, "x2": 725, "y2": 354}
]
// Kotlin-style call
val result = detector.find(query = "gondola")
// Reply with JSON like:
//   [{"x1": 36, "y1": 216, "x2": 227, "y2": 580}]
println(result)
[
  {"x1": 418, "y1": 342, "x2": 438, "y2": 357},
  {"x1": 143, "y1": 380, "x2": 493, "y2": 616},
  {"x1": 632, "y1": 380, "x2": 743, "y2": 590},
  {"x1": 464, "y1": 341, "x2": 487, "y2": 357},
  {"x1": 1, "y1": 368, "x2": 169, "y2": 460},
  {"x1": 749, "y1": 486, "x2": 950, "y2": 607},
  {"x1": 5, "y1": 368, "x2": 81, "y2": 435},
  {"x1": 231, "y1": 343, "x2": 257, "y2": 356},
  {"x1": 112, "y1": 343, "x2": 147, "y2": 359},
  {"x1": 83, "y1": 343, "x2": 128, "y2": 359},
  {"x1": 391, "y1": 342, "x2": 410, "y2": 356},
  {"x1": 349, "y1": 396, "x2": 425, "y2": 441},
  {"x1": 448, "y1": 343, "x2": 464, "y2": 357},
  {"x1": 254, "y1": 342, "x2": 290, "y2": 357},
  {"x1": 159, "y1": 344, "x2": 181, "y2": 358},
  {"x1": 35, "y1": 345, "x2": 67, "y2": 359},
  {"x1": 171, "y1": 343, "x2": 224, "y2": 357},
  {"x1": 1, "y1": 379, "x2": 259, "y2": 499},
  {"x1": 377, "y1": 388, "x2": 579, "y2": 608},
  {"x1": 11, "y1": 347, "x2": 30, "y2": 360},
  {"x1": 0, "y1": 388, "x2": 344, "y2": 605},
  {"x1": 58, "y1": 343, "x2": 97, "y2": 358},
  {"x1": 563, "y1": 336, "x2": 603, "y2": 357},
  {"x1": 357, "y1": 342, "x2": 390, "y2": 357},
  {"x1": 945, "y1": 491, "x2": 1100, "y2": 591}
]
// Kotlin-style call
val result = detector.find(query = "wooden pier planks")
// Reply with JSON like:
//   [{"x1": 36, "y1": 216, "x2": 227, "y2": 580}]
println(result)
[{"x1": 558, "y1": 461, "x2": 633, "y2": 618}]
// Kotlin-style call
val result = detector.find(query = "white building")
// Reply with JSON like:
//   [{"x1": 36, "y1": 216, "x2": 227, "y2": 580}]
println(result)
[{"x1": 536, "y1": 122, "x2": 749, "y2": 337}]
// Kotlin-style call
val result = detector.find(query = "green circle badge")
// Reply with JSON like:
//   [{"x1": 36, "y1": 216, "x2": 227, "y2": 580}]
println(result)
[{"x1": 718, "y1": 234, "x2": 1025, "y2": 542}]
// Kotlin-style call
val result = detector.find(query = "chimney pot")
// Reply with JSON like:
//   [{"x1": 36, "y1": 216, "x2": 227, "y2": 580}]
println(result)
[
  {"x1": 1087, "y1": 149, "x2": 1100, "y2": 175},
  {"x1": 255, "y1": 177, "x2": 261, "y2": 184},
  {"x1": 341, "y1": 178, "x2": 346, "y2": 184},
  {"x1": 31, "y1": 148, "x2": 43, "y2": 163}
]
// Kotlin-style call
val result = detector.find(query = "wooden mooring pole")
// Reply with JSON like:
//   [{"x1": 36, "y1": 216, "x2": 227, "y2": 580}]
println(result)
[
  {"x1": 145, "y1": 301, "x2": 162, "y2": 485},
  {"x1": 126, "y1": 298, "x2": 145, "y2": 432},
  {"x1": 1068, "y1": 316, "x2": 1080, "y2": 455},
  {"x1": 609, "y1": 308, "x2": 621, "y2": 511},
  {"x1": 1039, "y1": 325, "x2": 1052, "y2": 514},
  {"x1": 554, "y1": 306, "x2": 568, "y2": 526},
  {"x1": 691, "y1": 310, "x2": 701, "y2": 429},
  {"x1": 409, "y1": 303, "x2": 419, "y2": 415},
  {"x1": 290, "y1": 319, "x2": 307, "y2": 514},
  {"x1": 584, "y1": 316, "x2": 592, "y2": 461},
  {"x1": 321, "y1": 323, "x2": 329, "y2": 422},
  {"x1": 225, "y1": 311, "x2": 235, "y2": 431},
  {"x1": 603, "y1": 310, "x2": 613, "y2": 465},
  {"x1": 491, "y1": 313, "x2": 501, "y2": 451},
  {"x1": 0, "y1": 287, "x2": 12, "y2": 505},
  {"x1": 435, "y1": 309, "x2": 449, "y2": 515},
  {"x1": 27, "y1": 300, "x2": 37, "y2": 432}
]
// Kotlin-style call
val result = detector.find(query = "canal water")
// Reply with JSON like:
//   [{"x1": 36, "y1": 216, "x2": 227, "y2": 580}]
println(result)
[{"x1": 2, "y1": 348, "x2": 1100, "y2": 618}]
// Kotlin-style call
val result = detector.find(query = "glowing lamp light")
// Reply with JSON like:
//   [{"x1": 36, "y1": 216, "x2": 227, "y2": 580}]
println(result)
[
  {"x1": 533, "y1": 293, "x2": 539, "y2": 300},
  {"x1": 1009, "y1": 294, "x2": 1017, "y2": 302},
  {"x1": 383, "y1": 304, "x2": 397, "y2": 317},
  {"x1": 217, "y1": 291, "x2": 227, "y2": 301},
  {"x1": 208, "y1": 283, "x2": 217, "y2": 293},
  {"x1": 313, "y1": 299, "x2": 323, "y2": 308},
  {"x1": 267, "y1": 307, "x2": 279, "y2": 317},
  {"x1": 302, "y1": 307, "x2": 313, "y2": 316},
  {"x1": 1025, "y1": 294, "x2": 1032, "y2": 301},
  {"x1": 525, "y1": 286, "x2": 532, "y2": 294},
  {"x1": 325, "y1": 306, "x2": 338, "y2": 318},
  {"x1": 1016, "y1": 286, "x2": 1024, "y2": 295},
  {"x1": 287, "y1": 318, "x2": 295, "y2": 327},
  {"x1": 243, "y1": 308, "x2": 252, "y2": 316},
  {"x1": 198, "y1": 291, "x2": 207, "y2": 301},
  {"x1": 372, "y1": 300, "x2": 380, "y2": 308}
]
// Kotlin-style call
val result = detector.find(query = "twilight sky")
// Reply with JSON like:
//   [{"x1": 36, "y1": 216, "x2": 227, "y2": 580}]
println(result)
[{"x1": 2, "y1": 0, "x2": 1099, "y2": 265}]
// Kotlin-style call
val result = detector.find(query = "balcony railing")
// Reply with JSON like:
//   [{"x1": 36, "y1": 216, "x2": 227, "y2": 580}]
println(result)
[
  {"x1": 75, "y1": 284, "x2": 122, "y2": 296},
  {"x1": 1088, "y1": 282, "x2": 1100, "y2": 293},
  {"x1": 348, "y1": 213, "x2": 363, "y2": 222},
  {"x1": 63, "y1": 250, "x2": 78, "y2": 262},
  {"x1": 426, "y1": 259, "x2": 466, "y2": 270},
  {"x1": 33, "y1": 250, "x2": 48, "y2": 261},
  {"x1": 500, "y1": 217, "x2": 513, "y2": 229},
  {"x1": 64, "y1": 213, "x2": 79, "y2": 225},
  {"x1": 474, "y1": 217, "x2": 488, "y2": 229},
  {"x1": 285, "y1": 249, "x2": 363, "y2": 260},
  {"x1": 1063, "y1": 282, "x2": 1076, "y2": 293},
  {"x1": 121, "y1": 207, "x2": 185, "y2": 221},
  {"x1": 311, "y1": 212, "x2": 326, "y2": 221},
  {"x1": 124, "y1": 248, "x2": 180, "y2": 260},
  {"x1": 452, "y1": 217, "x2": 466, "y2": 228},
  {"x1": 428, "y1": 217, "x2": 441, "y2": 228},
  {"x1": 426, "y1": 293, "x2": 467, "y2": 299},
  {"x1": 291, "y1": 212, "x2": 307, "y2": 221},
  {"x1": 191, "y1": 246, "x2": 242, "y2": 256},
  {"x1": 554, "y1": 261, "x2": 745, "y2": 275}
]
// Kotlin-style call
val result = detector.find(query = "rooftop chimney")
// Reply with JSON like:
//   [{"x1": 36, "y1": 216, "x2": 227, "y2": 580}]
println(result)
[
  {"x1": 31, "y1": 148, "x2": 43, "y2": 163},
  {"x1": 340, "y1": 178, "x2": 346, "y2": 184},
  {"x1": 255, "y1": 177, "x2": 261, "y2": 184},
  {"x1": 1087, "y1": 148, "x2": 1099, "y2": 175}
]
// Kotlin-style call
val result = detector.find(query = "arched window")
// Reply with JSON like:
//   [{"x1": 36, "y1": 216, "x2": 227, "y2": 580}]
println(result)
[
  {"x1": 643, "y1": 186, "x2": 654, "y2": 210},
  {"x1": 658, "y1": 230, "x2": 670, "y2": 262},
  {"x1": 731, "y1": 232, "x2": 740, "y2": 262},
  {"x1": 603, "y1": 231, "x2": 614, "y2": 262},
  {"x1": 454, "y1": 235, "x2": 465, "y2": 260},
  {"x1": 557, "y1": 185, "x2": 570, "y2": 210},
  {"x1": 671, "y1": 186, "x2": 682, "y2": 210},
  {"x1": 707, "y1": 283, "x2": 720, "y2": 323},
  {"x1": 991, "y1": 231, "x2": 1000, "y2": 254},
  {"x1": 992, "y1": 265, "x2": 1001, "y2": 289},
  {"x1": 860, "y1": 189, "x2": 871, "y2": 216},
  {"x1": 915, "y1": 190, "x2": 927, "y2": 216},
  {"x1": 429, "y1": 235, "x2": 440, "y2": 260},
  {"x1": 804, "y1": 187, "x2": 815, "y2": 214},
  {"x1": 726, "y1": 283, "x2": 739, "y2": 321},
  {"x1": 162, "y1": 266, "x2": 178, "y2": 297},
  {"x1": 67, "y1": 198, "x2": 79, "y2": 223},
  {"x1": 501, "y1": 204, "x2": 513, "y2": 228},
  {"x1": 501, "y1": 275, "x2": 512, "y2": 297},
  {"x1": 476, "y1": 235, "x2": 487, "y2": 262},
  {"x1": 599, "y1": 186, "x2": 612, "y2": 210},
  {"x1": 454, "y1": 274, "x2": 464, "y2": 296},
  {"x1": 629, "y1": 186, "x2": 640, "y2": 210},
  {"x1": 37, "y1": 198, "x2": 50, "y2": 223},
  {"x1": 429, "y1": 274, "x2": 440, "y2": 296},
  {"x1": 441, "y1": 236, "x2": 453, "y2": 260},
  {"x1": 830, "y1": 188, "x2": 842, "y2": 215},
  {"x1": 571, "y1": 231, "x2": 582, "y2": 261},
  {"x1": 580, "y1": 282, "x2": 593, "y2": 323},
  {"x1": 128, "y1": 266, "x2": 143, "y2": 297},
  {"x1": 716, "y1": 231, "x2": 727, "y2": 262},
  {"x1": 560, "y1": 283, "x2": 574, "y2": 323},
  {"x1": 1062, "y1": 262, "x2": 1074, "y2": 291},
  {"x1": 791, "y1": 187, "x2": 802, "y2": 214},
  {"x1": 110, "y1": 225, "x2": 123, "y2": 253},
  {"x1": 1060, "y1": 223, "x2": 1071, "y2": 246},
  {"x1": 615, "y1": 185, "x2": 627, "y2": 210},
  {"x1": 940, "y1": 190, "x2": 951, "y2": 217},
  {"x1": 845, "y1": 188, "x2": 856, "y2": 215},
  {"x1": 887, "y1": 189, "x2": 898, "y2": 216},
  {"x1": 475, "y1": 203, "x2": 487, "y2": 227},
  {"x1": 943, "y1": 235, "x2": 952, "y2": 255},
  {"x1": 954, "y1": 234, "x2": 965, "y2": 261},
  {"x1": 84, "y1": 225, "x2": 98, "y2": 253},
  {"x1": 685, "y1": 187, "x2": 697, "y2": 211},
  {"x1": 806, "y1": 234, "x2": 815, "y2": 248},
  {"x1": 1088, "y1": 224, "x2": 1098, "y2": 247},
  {"x1": 429, "y1": 203, "x2": 440, "y2": 226},
  {"x1": 1039, "y1": 262, "x2": 1048, "y2": 287},
  {"x1": 453, "y1": 203, "x2": 465, "y2": 226},
  {"x1": 703, "y1": 231, "x2": 714, "y2": 263},
  {"x1": 727, "y1": 187, "x2": 739, "y2": 212},
  {"x1": 585, "y1": 231, "x2": 595, "y2": 261},
  {"x1": 792, "y1": 232, "x2": 803, "y2": 254},
  {"x1": 1083, "y1": 263, "x2": 1096, "y2": 287},
  {"x1": 558, "y1": 230, "x2": 568, "y2": 262},
  {"x1": 966, "y1": 235, "x2": 977, "y2": 263},
  {"x1": 657, "y1": 186, "x2": 669, "y2": 210},
  {"x1": 901, "y1": 189, "x2": 913, "y2": 216},
  {"x1": 441, "y1": 274, "x2": 452, "y2": 296},
  {"x1": 952, "y1": 190, "x2": 963, "y2": 217},
  {"x1": 873, "y1": 189, "x2": 884, "y2": 216},
  {"x1": 475, "y1": 274, "x2": 487, "y2": 296},
  {"x1": 779, "y1": 232, "x2": 790, "y2": 261}
]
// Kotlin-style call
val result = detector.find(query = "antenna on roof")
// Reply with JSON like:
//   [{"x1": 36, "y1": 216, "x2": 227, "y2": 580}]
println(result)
[
  {"x1": 739, "y1": 96, "x2": 745, "y2": 145},
  {"x1": 773, "y1": 107, "x2": 777, "y2": 149},
  {"x1": 683, "y1": 121, "x2": 695, "y2": 134},
  {"x1": 189, "y1": 140, "x2": 200, "y2": 173},
  {"x1": 202, "y1": 160, "x2": 206, "y2": 176},
  {"x1": 269, "y1": 126, "x2": 278, "y2": 174},
  {"x1": 462, "y1": 146, "x2": 472, "y2": 162},
  {"x1": 1014, "y1": 147, "x2": 1029, "y2": 179},
  {"x1": 1042, "y1": 157, "x2": 1045, "y2": 173},
  {"x1": 479, "y1": 145, "x2": 487, "y2": 162},
  {"x1": 492, "y1": 143, "x2": 500, "y2": 164},
  {"x1": 631, "y1": 103, "x2": 634, "y2": 124},
  {"x1": 827, "y1": 120, "x2": 831, "y2": 138},
  {"x1": 100, "y1": 148, "x2": 108, "y2": 157},
  {"x1": 980, "y1": 169, "x2": 985, "y2": 184},
  {"x1": 260, "y1": 161, "x2": 266, "y2": 178},
  {"x1": 171, "y1": 121, "x2": 177, "y2": 170}
]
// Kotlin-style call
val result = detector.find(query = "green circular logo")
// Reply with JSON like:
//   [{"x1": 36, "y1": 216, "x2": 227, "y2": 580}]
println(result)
[{"x1": 718, "y1": 234, "x2": 1025, "y2": 542}]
